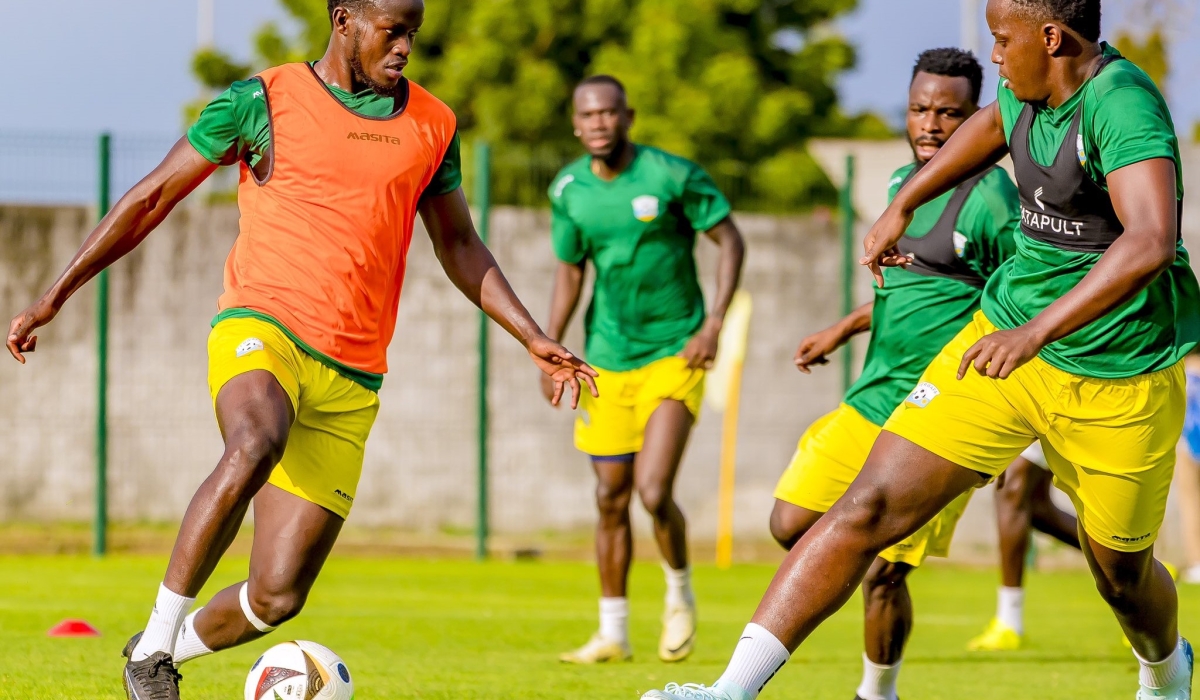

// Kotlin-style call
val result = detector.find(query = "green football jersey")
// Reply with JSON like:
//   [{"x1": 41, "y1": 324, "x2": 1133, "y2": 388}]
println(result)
[
  {"x1": 986, "y1": 43, "x2": 1200, "y2": 378},
  {"x1": 844, "y1": 164, "x2": 1020, "y2": 426},
  {"x1": 549, "y1": 145, "x2": 732, "y2": 371},
  {"x1": 187, "y1": 68, "x2": 462, "y2": 198}
]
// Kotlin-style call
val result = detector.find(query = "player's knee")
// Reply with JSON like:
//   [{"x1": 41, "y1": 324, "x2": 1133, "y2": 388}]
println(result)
[
  {"x1": 863, "y1": 560, "x2": 910, "y2": 602},
  {"x1": 1091, "y1": 553, "x2": 1153, "y2": 611},
  {"x1": 637, "y1": 484, "x2": 674, "y2": 519},
  {"x1": 221, "y1": 430, "x2": 287, "y2": 484},
  {"x1": 769, "y1": 504, "x2": 809, "y2": 550},
  {"x1": 595, "y1": 481, "x2": 632, "y2": 521},
  {"x1": 250, "y1": 584, "x2": 308, "y2": 628}
]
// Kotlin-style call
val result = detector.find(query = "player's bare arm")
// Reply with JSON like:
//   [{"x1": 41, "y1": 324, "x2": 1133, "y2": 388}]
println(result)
[
  {"x1": 539, "y1": 258, "x2": 587, "y2": 406},
  {"x1": 418, "y1": 187, "x2": 599, "y2": 408},
  {"x1": 679, "y1": 216, "x2": 745, "y2": 370},
  {"x1": 794, "y1": 301, "x2": 874, "y2": 373},
  {"x1": 958, "y1": 157, "x2": 1179, "y2": 380},
  {"x1": 6, "y1": 138, "x2": 217, "y2": 363},
  {"x1": 861, "y1": 102, "x2": 1009, "y2": 286}
]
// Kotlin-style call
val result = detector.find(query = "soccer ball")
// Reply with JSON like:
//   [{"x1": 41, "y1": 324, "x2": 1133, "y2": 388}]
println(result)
[{"x1": 244, "y1": 640, "x2": 354, "y2": 700}]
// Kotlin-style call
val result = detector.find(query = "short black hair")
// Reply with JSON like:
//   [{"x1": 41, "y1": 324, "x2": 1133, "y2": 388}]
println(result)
[
  {"x1": 1009, "y1": 0, "x2": 1102, "y2": 42},
  {"x1": 912, "y1": 48, "x2": 984, "y2": 105},
  {"x1": 577, "y1": 75, "x2": 626, "y2": 97},
  {"x1": 328, "y1": 0, "x2": 375, "y2": 18}
]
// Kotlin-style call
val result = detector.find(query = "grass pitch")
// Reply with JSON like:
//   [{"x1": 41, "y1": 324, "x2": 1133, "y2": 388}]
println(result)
[{"x1": 1, "y1": 554, "x2": 1196, "y2": 699}]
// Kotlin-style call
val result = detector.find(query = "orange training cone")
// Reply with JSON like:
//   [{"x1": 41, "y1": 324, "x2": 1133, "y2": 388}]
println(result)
[{"x1": 47, "y1": 619, "x2": 101, "y2": 637}]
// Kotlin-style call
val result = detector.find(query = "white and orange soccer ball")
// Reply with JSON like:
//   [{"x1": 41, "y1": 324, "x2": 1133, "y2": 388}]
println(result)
[{"x1": 244, "y1": 640, "x2": 354, "y2": 700}]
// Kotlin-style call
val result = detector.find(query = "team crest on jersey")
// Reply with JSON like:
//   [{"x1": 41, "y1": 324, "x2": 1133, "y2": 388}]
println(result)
[
  {"x1": 952, "y1": 231, "x2": 967, "y2": 257},
  {"x1": 632, "y1": 195, "x2": 660, "y2": 222},
  {"x1": 1077, "y1": 134, "x2": 1087, "y2": 168},
  {"x1": 906, "y1": 381, "x2": 940, "y2": 408}
]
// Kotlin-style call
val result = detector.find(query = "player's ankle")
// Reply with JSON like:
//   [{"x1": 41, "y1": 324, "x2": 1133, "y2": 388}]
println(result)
[
  {"x1": 1135, "y1": 636, "x2": 1188, "y2": 689},
  {"x1": 857, "y1": 652, "x2": 902, "y2": 700},
  {"x1": 173, "y1": 609, "x2": 214, "y2": 665},
  {"x1": 715, "y1": 623, "x2": 789, "y2": 699},
  {"x1": 599, "y1": 597, "x2": 630, "y2": 644},
  {"x1": 131, "y1": 583, "x2": 196, "y2": 662}
]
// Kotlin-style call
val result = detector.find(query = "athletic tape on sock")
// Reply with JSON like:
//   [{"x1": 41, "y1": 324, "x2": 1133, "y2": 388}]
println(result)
[{"x1": 239, "y1": 583, "x2": 278, "y2": 633}]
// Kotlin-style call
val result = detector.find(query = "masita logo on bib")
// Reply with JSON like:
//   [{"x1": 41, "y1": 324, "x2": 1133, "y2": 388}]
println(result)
[{"x1": 632, "y1": 195, "x2": 660, "y2": 222}]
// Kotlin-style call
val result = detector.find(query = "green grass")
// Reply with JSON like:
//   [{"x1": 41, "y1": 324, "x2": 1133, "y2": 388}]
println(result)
[{"x1": 0, "y1": 555, "x2": 1196, "y2": 699}]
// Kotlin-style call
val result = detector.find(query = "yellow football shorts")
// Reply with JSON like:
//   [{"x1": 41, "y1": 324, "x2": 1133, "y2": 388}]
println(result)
[
  {"x1": 773, "y1": 403, "x2": 972, "y2": 567},
  {"x1": 207, "y1": 317, "x2": 380, "y2": 520},
  {"x1": 575, "y1": 356, "x2": 705, "y2": 457},
  {"x1": 885, "y1": 311, "x2": 1184, "y2": 553}
]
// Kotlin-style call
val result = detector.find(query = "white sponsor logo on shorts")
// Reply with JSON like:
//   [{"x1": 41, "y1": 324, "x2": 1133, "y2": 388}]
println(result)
[
  {"x1": 906, "y1": 381, "x2": 940, "y2": 408},
  {"x1": 236, "y1": 338, "x2": 265, "y2": 358}
]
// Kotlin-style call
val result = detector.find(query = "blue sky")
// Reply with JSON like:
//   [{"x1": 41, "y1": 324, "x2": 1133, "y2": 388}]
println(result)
[{"x1": 1, "y1": 0, "x2": 1197, "y2": 135}]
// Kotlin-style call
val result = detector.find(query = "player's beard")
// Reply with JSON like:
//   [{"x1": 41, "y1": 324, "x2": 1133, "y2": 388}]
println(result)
[{"x1": 349, "y1": 28, "x2": 404, "y2": 98}]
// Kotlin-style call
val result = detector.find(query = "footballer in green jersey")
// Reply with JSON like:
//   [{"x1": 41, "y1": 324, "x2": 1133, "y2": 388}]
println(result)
[
  {"x1": 642, "y1": 3, "x2": 1200, "y2": 700},
  {"x1": 543, "y1": 76, "x2": 745, "y2": 665}
]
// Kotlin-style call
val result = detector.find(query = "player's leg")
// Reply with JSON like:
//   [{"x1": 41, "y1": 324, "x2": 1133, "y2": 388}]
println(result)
[
  {"x1": 968, "y1": 454, "x2": 1037, "y2": 652},
  {"x1": 1082, "y1": 538, "x2": 1190, "y2": 695},
  {"x1": 857, "y1": 558, "x2": 914, "y2": 700},
  {"x1": 562, "y1": 456, "x2": 636, "y2": 662},
  {"x1": 1044, "y1": 360, "x2": 1192, "y2": 698},
  {"x1": 641, "y1": 314, "x2": 1032, "y2": 700},
  {"x1": 1028, "y1": 467, "x2": 1080, "y2": 548},
  {"x1": 856, "y1": 485, "x2": 970, "y2": 700},
  {"x1": 696, "y1": 435, "x2": 984, "y2": 700},
  {"x1": 770, "y1": 405, "x2": 879, "y2": 550},
  {"x1": 768, "y1": 501, "x2": 822, "y2": 550},
  {"x1": 170, "y1": 485, "x2": 343, "y2": 660},
  {"x1": 635, "y1": 398, "x2": 697, "y2": 662},
  {"x1": 123, "y1": 370, "x2": 293, "y2": 699}
]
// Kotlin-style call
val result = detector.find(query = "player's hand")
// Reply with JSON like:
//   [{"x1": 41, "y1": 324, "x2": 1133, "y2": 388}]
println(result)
[
  {"x1": 680, "y1": 319, "x2": 721, "y2": 370},
  {"x1": 957, "y1": 326, "x2": 1046, "y2": 380},
  {"x1": 538, "y1": 373, "x2": 561, "y2": 408},
  {"x1": 794, "y1": 326, "x2": 845, "y2": 374},
  {"x1": 860, "y1": 204, "x2": 915, "y2": 288},
  {"x1": 527, "y1": 335, "x2": 599, "y2": 410},
  {"x1": 7, "y1": 299, "x2": 57, "y2": 364}
]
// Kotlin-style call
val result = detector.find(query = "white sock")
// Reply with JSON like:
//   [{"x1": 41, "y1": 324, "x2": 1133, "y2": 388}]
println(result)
[
  {"x1": 663, "y1": 562, "x2": 695, "y2": 608},
  {"x1": 131, "y1": 583, "x2": 196, "y2": 661},
  {"x1": 996, "y1": 586, "x2": 1025, "y2": 635},
  {"x1": 599, "y1": 597, "x2": 629, "y2": 645},
  {"x1": 1136, "y1": 637, "x2": 1187, "y2": 689},
  {"x1": 714, "y1": 623, "x2": 791, "y2": 699},
  {"x1": 856, "y1": 653, "x2": 902, "y2": 700},
  {"x1": 173, "y1": 610, "x2": 214, "y2": 665}
]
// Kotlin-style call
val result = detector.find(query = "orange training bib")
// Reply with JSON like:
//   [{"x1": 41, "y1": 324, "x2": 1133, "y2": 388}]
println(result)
[{"x1": 218, "y1": 62, "x2": 457, "y2": 374}]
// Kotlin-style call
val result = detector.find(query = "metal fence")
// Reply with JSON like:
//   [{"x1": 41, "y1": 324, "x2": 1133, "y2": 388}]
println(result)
[{"x1": 0, "y1": 131, "x2": 181, "y2": 207}]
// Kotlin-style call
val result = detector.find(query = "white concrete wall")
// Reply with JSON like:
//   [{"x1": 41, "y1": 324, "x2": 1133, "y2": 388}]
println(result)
[{"x1": 3, "y1": 140, "x2": 1198, "y2": 566}]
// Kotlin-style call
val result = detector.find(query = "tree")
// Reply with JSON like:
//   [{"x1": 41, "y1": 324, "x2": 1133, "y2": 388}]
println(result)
[{"x1": 192, "y1": 0, "x2": 884, "y2": 210}]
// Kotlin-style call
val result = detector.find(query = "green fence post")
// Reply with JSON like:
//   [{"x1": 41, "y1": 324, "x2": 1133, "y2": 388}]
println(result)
[
  {"x1": 95, "y1": 133, "x2": 112, "y2": 557},
  {"x1": 840, "y1": 154, "x2": 856, "y2": 395},
  {"x1": 475, "y1": 142, "x2": 492, "y2": 561}
]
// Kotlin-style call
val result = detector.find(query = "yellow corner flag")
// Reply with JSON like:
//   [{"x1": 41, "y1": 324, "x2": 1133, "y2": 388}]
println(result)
[{"x1": 709, "y1": 291, "x2": 752, "y2": 569}]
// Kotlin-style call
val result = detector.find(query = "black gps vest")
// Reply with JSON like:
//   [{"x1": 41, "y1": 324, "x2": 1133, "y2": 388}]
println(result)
[
  {"x1": 895, "y1": 163, "x2": 997, "y2": 289},
  {"x1": 1008, "y1": 54, "x2": 1181, "y2": 253}
]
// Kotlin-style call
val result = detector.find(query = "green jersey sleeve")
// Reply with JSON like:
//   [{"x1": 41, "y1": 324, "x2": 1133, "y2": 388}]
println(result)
[
  {"x1": 421, "y1": 131, "x2": 463, "y2": 200},
  {"x1": 957, "y1": 169, "x2": 1020, "y2": 279},
  {"x1": 549, "y1": 174, "x2": 586, "y2": 264},
  {"x1": 996, "y1": 83, "x2": 1023, "y2": 145},
  {"x1": 1087, "y1": 86, "x2": 1177, "y2": 177},
  {"x1": 681, "y1": 164, "x2": 732, "y2": 232},
  {"x1": 186, "y1": 79, "x2": 271, "y2": 168}
]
